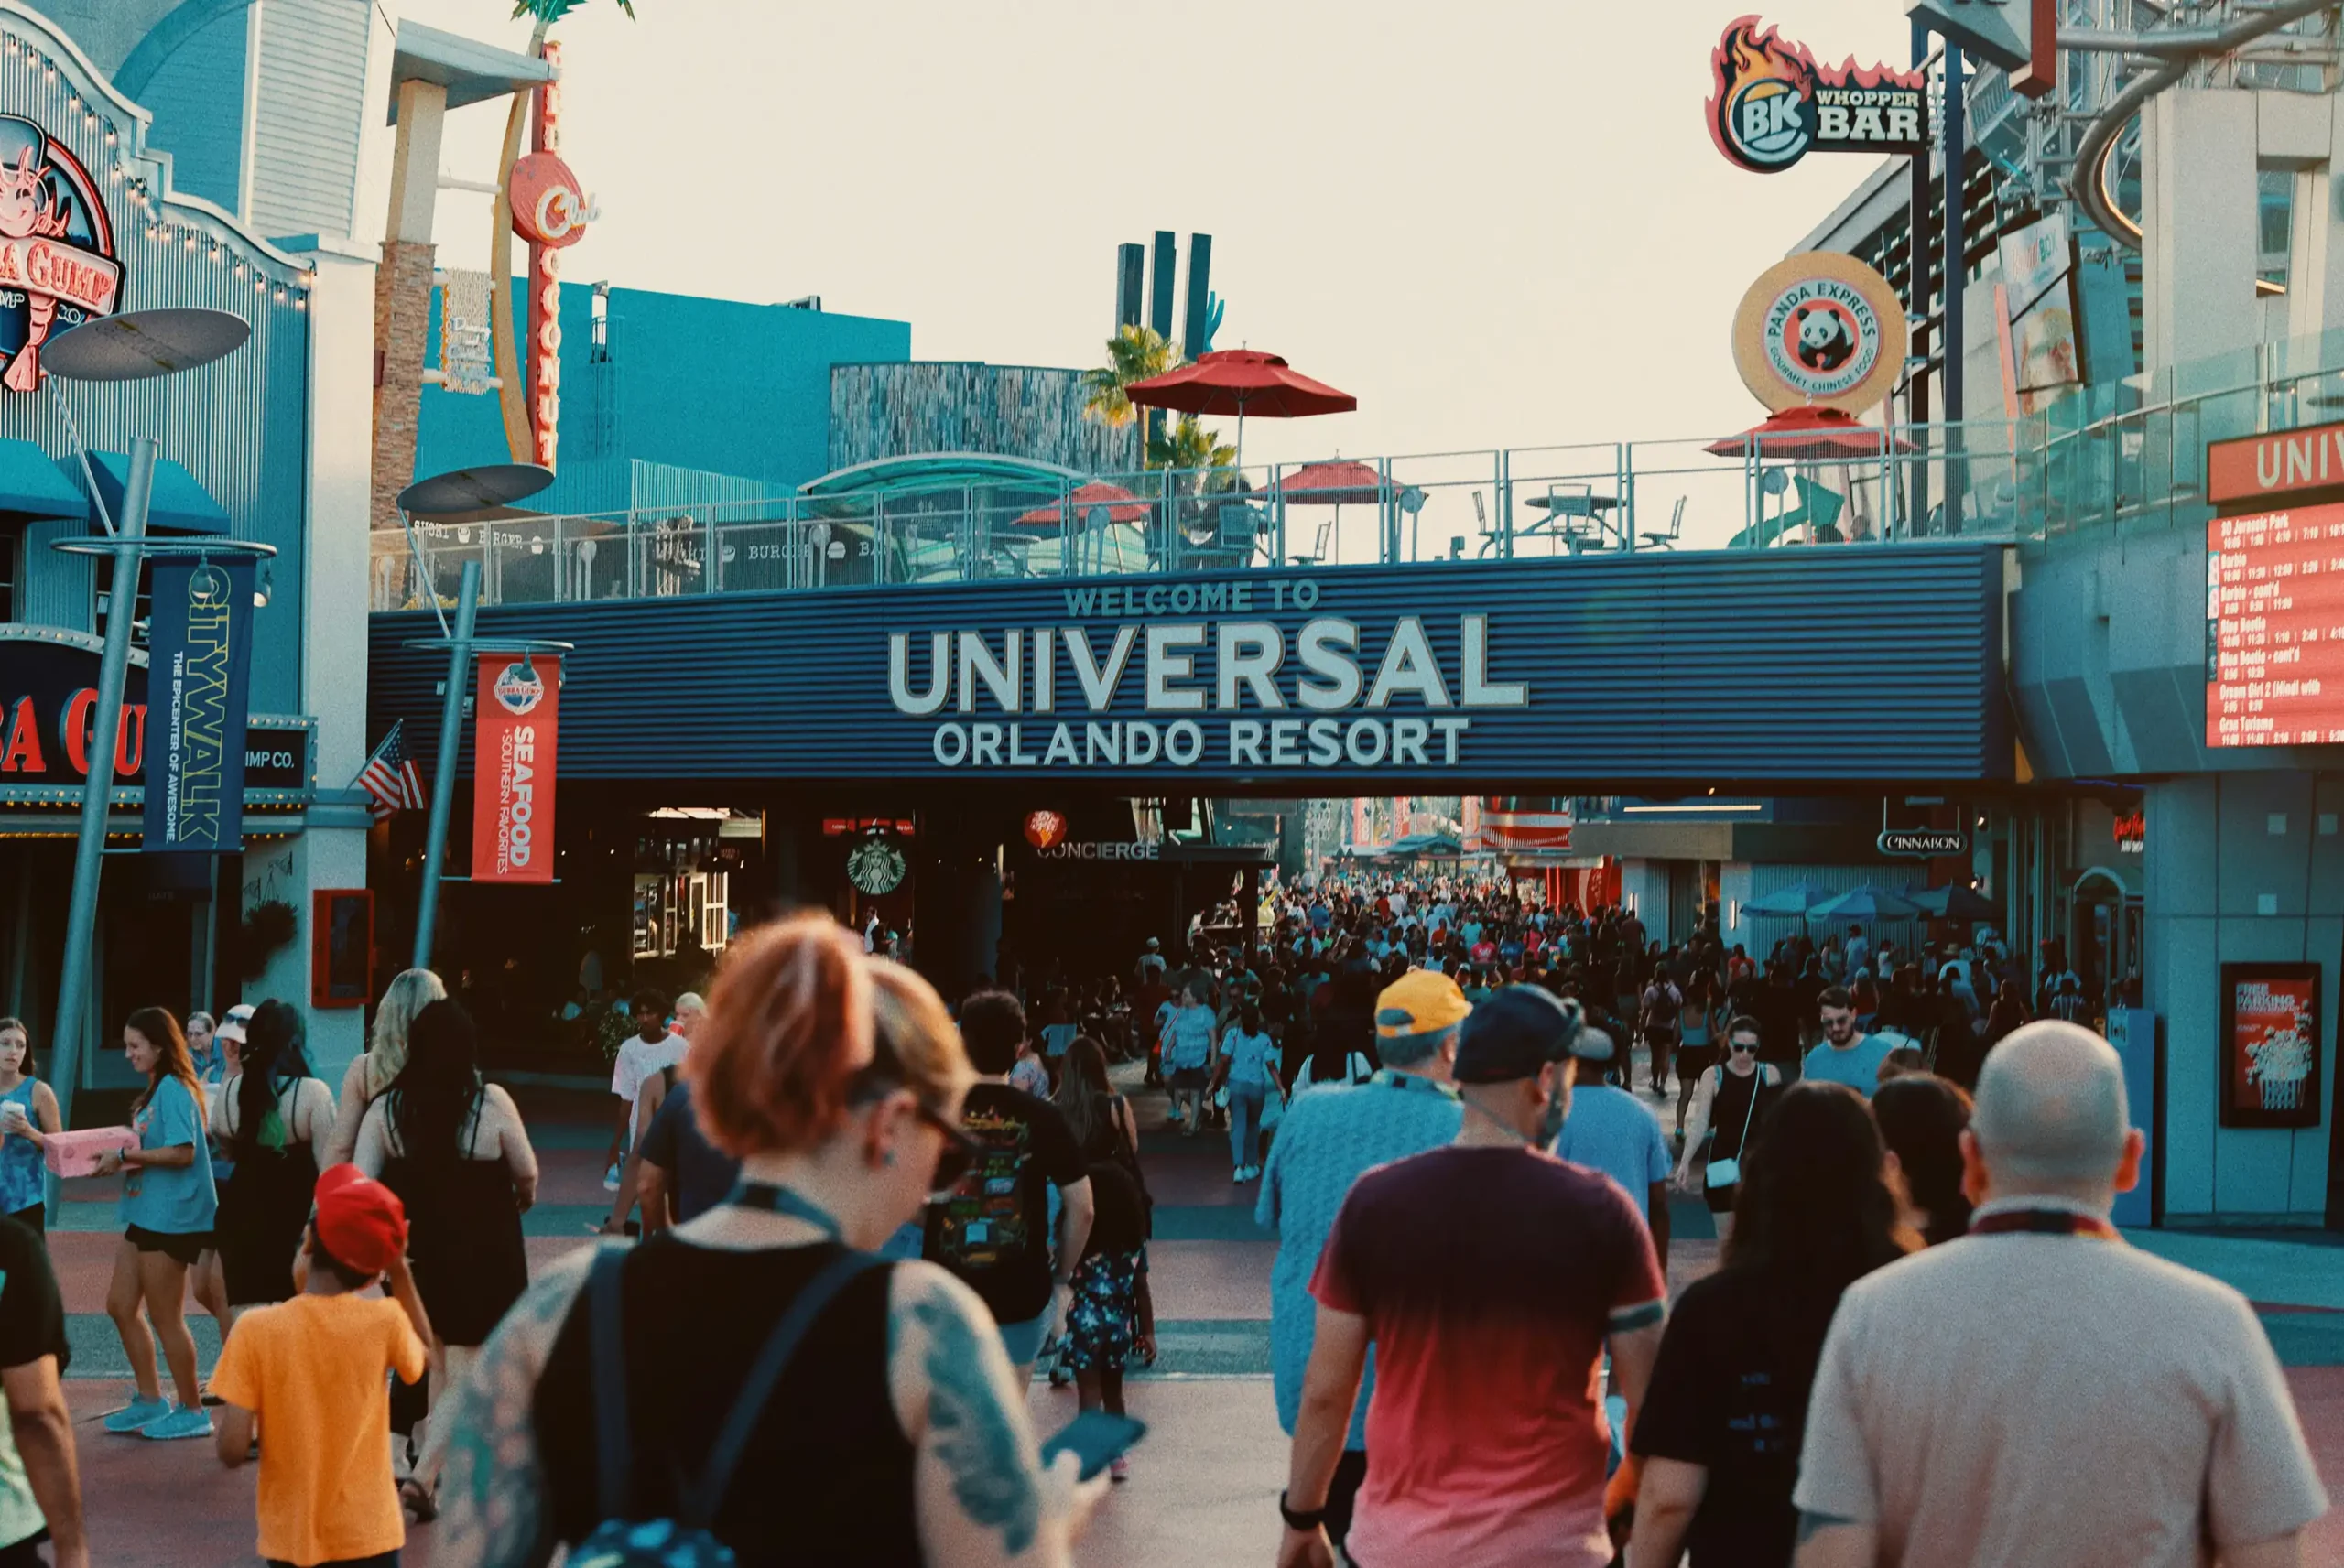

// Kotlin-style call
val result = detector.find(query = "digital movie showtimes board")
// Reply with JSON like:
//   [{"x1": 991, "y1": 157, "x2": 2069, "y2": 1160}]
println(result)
[{"x1": 2207, "y1": 503, "x2": 2344, "y2": 746}]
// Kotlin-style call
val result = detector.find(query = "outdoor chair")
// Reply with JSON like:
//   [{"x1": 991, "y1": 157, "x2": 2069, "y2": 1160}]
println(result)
[
  {"x1": 1290, "y1": 517, "x2": 1332, "y2": 567},
  {"x1": 1640, "y1": 495, "x2": 1686, "y2": 551}
]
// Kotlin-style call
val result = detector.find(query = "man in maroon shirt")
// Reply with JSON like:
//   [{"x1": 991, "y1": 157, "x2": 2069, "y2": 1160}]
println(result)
[{"x1": 1278, "y1": 987, "x2": 1668, "y2": 1568}]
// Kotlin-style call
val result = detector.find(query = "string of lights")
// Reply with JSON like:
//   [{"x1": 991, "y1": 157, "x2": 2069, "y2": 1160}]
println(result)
[{"x1": 0, "y1": 26, "x2": 312, "y2": 310}]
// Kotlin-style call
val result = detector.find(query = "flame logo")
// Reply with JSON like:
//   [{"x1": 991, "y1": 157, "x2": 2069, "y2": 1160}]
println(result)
[
  {"x1": 1708, "y1": 16, "x2": 1927, "y2": 175},
  {"x1": 1709, "y1": 16, "x2": 1818, "y2": 172}
]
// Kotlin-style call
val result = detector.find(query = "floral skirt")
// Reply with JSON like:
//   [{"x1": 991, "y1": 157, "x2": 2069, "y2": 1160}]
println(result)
[{"x1": 1062, "y1": 1250, "x2": 1141, "y2": 1373}]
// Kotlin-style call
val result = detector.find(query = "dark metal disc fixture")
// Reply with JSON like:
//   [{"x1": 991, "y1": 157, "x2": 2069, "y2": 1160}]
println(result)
[
  {"x1": 397, "y1": 463, "x2": 555, "y2": 515},
  {"x1": 41, "y1": 308, "x2": 252, "y2": 382}
]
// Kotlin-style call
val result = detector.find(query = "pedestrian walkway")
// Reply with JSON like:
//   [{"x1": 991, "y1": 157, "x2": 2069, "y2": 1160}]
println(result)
[{"x1": 49, "y1": 1076, "x2": 2344, "y2": 1566}]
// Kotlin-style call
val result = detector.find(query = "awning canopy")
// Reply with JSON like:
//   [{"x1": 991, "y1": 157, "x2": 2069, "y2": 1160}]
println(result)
[
  {"x1": 71, "y1": 452, "x2": 232, "y2": 535},
  {"x1": 0, "y1": 440, "x2": 84, "y2": 517},
  {"x1": 387, "y1": 21, "x2": 557, "y2": 121}
]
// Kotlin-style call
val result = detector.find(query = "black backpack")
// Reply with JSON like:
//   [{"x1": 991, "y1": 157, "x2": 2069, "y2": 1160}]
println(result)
[{"x1": 571, "y1": 1245, "x2": 883, "y2": 1567}]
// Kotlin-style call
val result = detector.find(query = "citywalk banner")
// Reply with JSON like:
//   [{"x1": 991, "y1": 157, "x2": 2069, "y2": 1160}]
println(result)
[
  {"x1": 471, "y1": 655, "x2": 558, "y2": 883},
  {"x1": 142, "y1": 559, "x2": 255, "y2": 854}
]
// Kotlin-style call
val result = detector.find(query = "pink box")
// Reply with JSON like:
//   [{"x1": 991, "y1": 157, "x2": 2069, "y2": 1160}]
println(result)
[{"x1": 42, "y1": 1127, "x2": 136, "y2": 1178}]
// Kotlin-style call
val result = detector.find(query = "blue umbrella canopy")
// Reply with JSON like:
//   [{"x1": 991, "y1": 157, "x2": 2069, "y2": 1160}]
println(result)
[
  {"x1": 1743, "y1": 882, "x2": 1831, "y2": 917},
  {"x1": 1906, "y1": 883, "x2": 1998, "y2": 921},
  {"x1": 1809, "y1": 885, "x2": 1923, "y2": 924}
]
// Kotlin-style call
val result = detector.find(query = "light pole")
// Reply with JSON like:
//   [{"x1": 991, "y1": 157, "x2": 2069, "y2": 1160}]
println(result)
[
  {"x1": 391, "y1": 464, "x2": 559, "y2": 970},
  {"x1": 38, "y1": 308, "x2": 254, "y2": 1141}
]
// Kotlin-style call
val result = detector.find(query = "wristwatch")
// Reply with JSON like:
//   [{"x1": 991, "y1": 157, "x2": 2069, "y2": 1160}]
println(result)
[{"x1": 1278, "y1": 1490, "x2": 1327, "y2": 1532}]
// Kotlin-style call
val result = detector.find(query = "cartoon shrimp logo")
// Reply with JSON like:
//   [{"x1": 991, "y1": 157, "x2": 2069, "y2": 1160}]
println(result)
[{"x1": 0, "y1": 117, "x2": 120, "y2": 394}]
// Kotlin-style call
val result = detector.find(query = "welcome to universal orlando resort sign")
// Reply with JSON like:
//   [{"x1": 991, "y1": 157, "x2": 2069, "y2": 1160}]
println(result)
[{"x1": 887, "y1": 576, "x2": 1526, "y2": 773}]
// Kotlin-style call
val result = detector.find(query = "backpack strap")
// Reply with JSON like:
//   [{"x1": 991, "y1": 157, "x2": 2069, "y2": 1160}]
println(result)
[
  {"x1": 680, "y1": 1249, "x2": 885, "y2": 1530},
  {"x1": 588, "y1": 1245, "x2": 634, "y2": 1522}
]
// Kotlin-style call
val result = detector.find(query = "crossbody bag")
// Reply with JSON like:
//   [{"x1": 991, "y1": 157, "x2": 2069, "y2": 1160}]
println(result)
[{"x1": 1703, "y1": 1068, "x2": 1763, "y2": 1191}]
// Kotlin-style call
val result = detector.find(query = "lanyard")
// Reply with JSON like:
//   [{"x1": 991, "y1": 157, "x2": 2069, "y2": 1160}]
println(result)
[
  {"x1": 1368, "y1": 1069, "x2": 1460, "y2": 1100},
  {"x1": 729, "y1": 1182, "x2": 846, "y2": 1240},
  {"x1": 1968, "y1": 1208, "x2": 2120, "y2": 1240}
]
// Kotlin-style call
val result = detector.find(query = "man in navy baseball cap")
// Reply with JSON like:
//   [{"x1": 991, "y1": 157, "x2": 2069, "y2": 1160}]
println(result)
[{"x1": 1285, "y1": 980, "x2": 1667, "y2": 1568}]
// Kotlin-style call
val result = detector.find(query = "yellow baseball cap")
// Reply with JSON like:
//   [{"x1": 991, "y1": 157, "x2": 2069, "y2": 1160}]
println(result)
[{"x1": 1376, "y1": 969, "x2": 1472, "y2": 1040}]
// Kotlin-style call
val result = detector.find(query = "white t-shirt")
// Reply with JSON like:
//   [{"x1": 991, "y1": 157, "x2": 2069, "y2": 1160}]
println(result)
[
  {"x1": 612, "y1": 1031, "x2": 688, "y2": 1102},
  {"x1": 1796, "y1": 1217, "x2": 2328, "y2": 1566}
]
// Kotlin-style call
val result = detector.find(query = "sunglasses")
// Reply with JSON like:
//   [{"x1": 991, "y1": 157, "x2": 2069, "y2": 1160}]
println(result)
[
  {"x1": 849, "y1": 1059, "x2": 984, "y2": 1195},
  {"x1": 1728, "y1": 1039, "x2": 1758, "y2": 1053},
  {"x1": 912, "y1": 1099, "x2": 983, "y2": 1194}
]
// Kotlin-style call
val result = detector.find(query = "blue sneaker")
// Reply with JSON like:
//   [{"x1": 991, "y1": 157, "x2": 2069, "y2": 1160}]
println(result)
[
  {"x1": 139, "y1": 1404, "x2": 212, "y2": 1442},
  {"x1": 101, "y1": 1396, "x2": 169, "y2": 1434}
]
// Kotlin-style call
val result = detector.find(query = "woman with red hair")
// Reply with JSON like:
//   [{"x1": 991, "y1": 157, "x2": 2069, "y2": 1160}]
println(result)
[{"x1": 433, "y1": 913, "x2": 1099, "y2": 1567}]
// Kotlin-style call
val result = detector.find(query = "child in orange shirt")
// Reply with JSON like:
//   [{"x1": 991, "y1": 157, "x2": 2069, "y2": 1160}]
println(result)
[{"x1": 210, "y1": 1163, "x2": 432, "y2": 1568}]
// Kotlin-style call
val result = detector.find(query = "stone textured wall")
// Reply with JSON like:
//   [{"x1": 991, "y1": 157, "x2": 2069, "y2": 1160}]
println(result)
[
  {"x1": 371, "y1": 239, "x2": 437, "y2": 532},
  {"x1": 829, "y1": 362, "x2": 1142, "y2": 476}
]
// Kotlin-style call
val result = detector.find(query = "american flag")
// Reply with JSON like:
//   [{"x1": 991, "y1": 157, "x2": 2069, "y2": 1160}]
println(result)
[{"x1": 357, "y1": 721, "x2": 425, "y2": 821}]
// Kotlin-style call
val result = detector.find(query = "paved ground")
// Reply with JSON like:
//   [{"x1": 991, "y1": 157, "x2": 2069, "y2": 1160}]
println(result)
[{"x1": 51, "y1": 1072, "x2": 2344, "y2": 1565}]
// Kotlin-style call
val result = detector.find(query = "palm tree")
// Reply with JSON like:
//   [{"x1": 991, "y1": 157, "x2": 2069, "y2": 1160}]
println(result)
[
  {"x1": 1080, "y1": 325, "x2": 1180, "y2": 469},
  {"x1": 1151, "y1": 415, "x2": 1241, "y2": 545},
  {"x1": 1148, "y1": 414, "x2": 1235, "y2": 474}
]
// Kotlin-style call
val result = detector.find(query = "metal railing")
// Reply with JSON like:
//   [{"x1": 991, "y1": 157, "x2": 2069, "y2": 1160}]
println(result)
[
  {"x1": 368, "y1": 326, "x2": 2344, "y2": 611},
  {"x1": 370, "y1": 420, "x2": 2038, "y2": 611}
]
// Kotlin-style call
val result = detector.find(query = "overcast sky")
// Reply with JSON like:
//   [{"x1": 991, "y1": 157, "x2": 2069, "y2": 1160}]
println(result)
[{"x1": 374, "y1": 0, "x2": 1915, "y2": 484}]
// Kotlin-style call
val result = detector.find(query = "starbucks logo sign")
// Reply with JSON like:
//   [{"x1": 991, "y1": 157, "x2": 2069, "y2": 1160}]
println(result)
[{"x1": 846, "y1": 836, "x2": 906, "y2": 896}]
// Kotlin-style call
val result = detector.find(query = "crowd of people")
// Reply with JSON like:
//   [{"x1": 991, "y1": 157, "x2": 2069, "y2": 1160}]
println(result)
[{"x1": 0, "y1": 868, "x2": 2317, "y2": 1568}]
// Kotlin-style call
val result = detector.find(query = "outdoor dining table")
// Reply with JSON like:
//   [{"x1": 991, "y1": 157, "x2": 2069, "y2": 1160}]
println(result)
[{"x1": 1522, "y1": 491, "x2": 1623, "y2": 552}]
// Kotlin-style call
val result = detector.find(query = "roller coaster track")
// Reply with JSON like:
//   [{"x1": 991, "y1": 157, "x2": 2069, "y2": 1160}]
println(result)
[{"x1": 2067, "y1": 0, "x2": 2341, "y2": 248}]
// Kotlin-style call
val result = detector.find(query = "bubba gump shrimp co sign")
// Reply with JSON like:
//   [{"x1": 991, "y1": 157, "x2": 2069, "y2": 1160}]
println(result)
[{"x1": 0, "y1": 114, "x2": 119, "y2": 394}]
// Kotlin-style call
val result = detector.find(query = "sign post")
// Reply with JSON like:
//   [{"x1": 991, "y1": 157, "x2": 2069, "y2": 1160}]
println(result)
[
  {"x1": 38, "y1": 305, "x2": 252, "y2": 1150},
  {"x1": 411, "y1": 560, "x2": 479, "y2": 968},
  {"x1": 49, "y1": 437, "x2": 150, "y2": 1126}
]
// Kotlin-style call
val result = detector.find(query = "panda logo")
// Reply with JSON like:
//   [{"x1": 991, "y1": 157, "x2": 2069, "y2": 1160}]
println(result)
[{"x1": 1793, "y1": 304, "x2": 1857, "y2": 373}]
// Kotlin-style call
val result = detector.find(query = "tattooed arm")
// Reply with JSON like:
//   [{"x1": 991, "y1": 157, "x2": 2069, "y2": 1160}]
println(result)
[
  {"x1": 430, "y1": 1246, "x2": 602, "y2": 1568},
  {"x1": 887, "y1": 1260, "x2": 1076, "y2": 1567}
]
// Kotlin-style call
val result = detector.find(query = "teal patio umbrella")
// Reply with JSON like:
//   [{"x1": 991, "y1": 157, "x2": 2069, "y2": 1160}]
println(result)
[
  {"x1": 1743, "y1": 882, "x2": 1830, "y2": 917},
  {"x1": 1906, "y1": 883, "x2": 1998, "y2": 922},
  {"x1": 1808, "y1": 885, "x2": 1923, "y2": 924}
]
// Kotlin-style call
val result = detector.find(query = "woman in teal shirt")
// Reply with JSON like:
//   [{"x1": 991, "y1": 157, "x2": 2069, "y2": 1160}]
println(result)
[
  {"x1": 93, "y1": 1007, "x2": 218, "y2": 1441},
  {"x1": 1211, "y1": 1001, "x2": 1285, "y2": 1183}
]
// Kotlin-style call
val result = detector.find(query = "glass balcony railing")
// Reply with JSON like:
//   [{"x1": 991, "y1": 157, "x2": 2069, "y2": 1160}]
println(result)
[{"x1": 366, "y1": 327, "x2": 2344, "y2": 611}]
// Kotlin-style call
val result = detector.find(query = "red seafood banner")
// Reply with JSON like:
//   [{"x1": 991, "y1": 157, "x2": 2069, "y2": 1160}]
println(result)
[{"x1": 471, "y1": 655, "x2": 557, "y2": 884}]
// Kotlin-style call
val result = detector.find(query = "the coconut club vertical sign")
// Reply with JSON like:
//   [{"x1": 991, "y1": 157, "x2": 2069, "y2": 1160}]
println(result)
[{"x1": 471, "y1": 655, "x2": 558, "y2": 883}]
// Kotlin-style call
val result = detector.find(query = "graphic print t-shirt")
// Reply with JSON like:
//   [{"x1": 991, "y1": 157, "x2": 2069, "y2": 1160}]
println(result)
[
  {"x1": 923, "y1": 1084, "x2": 1085, "y2": 1324},
  {"x1": 1632, "y1": 1265, "x2": 1842, "y2": 1567},
  {"x1": 1312, "y1": 1144, "x2": 1666, "y2": 1568}
]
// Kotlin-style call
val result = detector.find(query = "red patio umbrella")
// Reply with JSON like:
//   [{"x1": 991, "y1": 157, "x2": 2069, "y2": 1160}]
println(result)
[
  {"x1": 1124, "y1": 349, "x2": 1356, "y2": 468},
  {"x1": 1275, "y1": 459, "x2": 1389, "y2": 505},
  {"x1": 1704, "y1": 405, "x2": 1917, "y2": 460},
  {"x1": 1010, "y1": 481, "x2": 1152, "y2": 528}
]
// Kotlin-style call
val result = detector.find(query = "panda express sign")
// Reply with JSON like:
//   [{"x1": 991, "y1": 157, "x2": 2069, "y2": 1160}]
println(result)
[{"x1": 1709, "y1": 16, "x2": 1927, "y2": 175}]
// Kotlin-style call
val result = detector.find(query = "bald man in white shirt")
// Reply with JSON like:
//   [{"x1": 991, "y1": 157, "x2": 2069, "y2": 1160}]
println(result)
[{"x1": 1794, "y1": 1022, "x2": 2328, "y2": 1568}]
